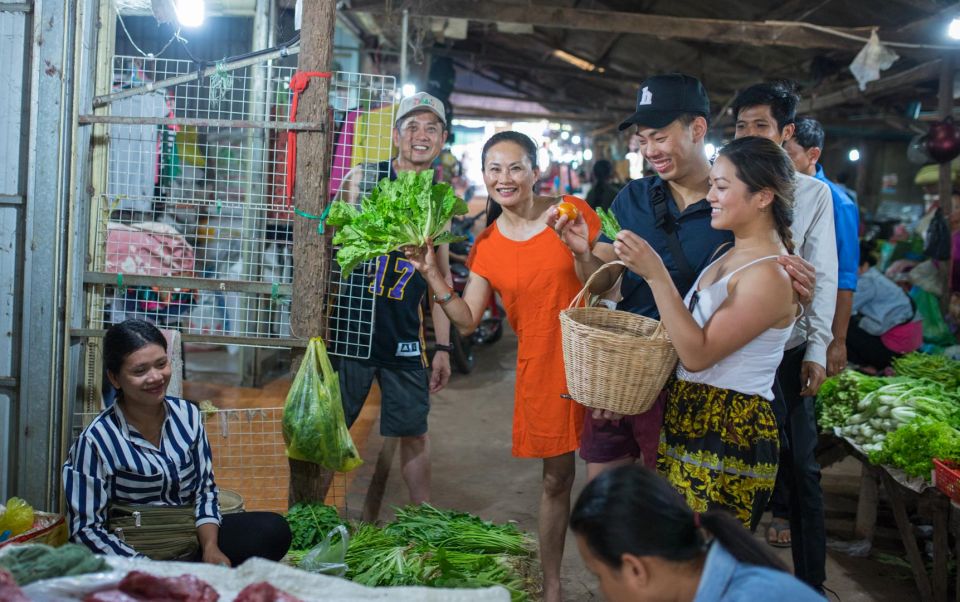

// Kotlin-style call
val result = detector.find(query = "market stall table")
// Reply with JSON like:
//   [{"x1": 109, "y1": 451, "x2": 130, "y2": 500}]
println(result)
[{"x1": 823, "y1": 434, "x2": 957, "y2": 602}]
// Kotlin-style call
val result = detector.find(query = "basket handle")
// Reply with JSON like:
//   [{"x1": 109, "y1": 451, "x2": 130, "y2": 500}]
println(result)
[
  {"x1": 650, "y1": 320, "x2": 670, "y2": 340},
  {"x1": 568, "y1": 260, "x2": 627, "y2": 309}
]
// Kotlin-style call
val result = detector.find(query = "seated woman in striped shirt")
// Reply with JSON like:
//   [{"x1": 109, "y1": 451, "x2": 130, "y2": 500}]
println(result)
[{"x1": 62, "y1": 319, "x2": 291, "y2": 565}]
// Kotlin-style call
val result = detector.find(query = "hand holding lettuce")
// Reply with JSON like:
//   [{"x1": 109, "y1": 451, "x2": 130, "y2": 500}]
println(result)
[{"x1": 326, "y1": 170, "x2": 469, "y2": 274}]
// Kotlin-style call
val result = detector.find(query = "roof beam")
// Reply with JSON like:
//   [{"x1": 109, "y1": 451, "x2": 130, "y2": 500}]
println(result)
[
  {"x1": 798, "y1": 59, "x2": 945, "y2": 113},
  {"x1": 348, "y1": 0, "x2": 876, "y2": 50},
  {"x1": 453, "y1": 88, "x2": 634, "y2": 113},
  {"x1": 453, "y1": 106, "x2": 609, "y2": 123},
  {"x1": 435, "y1": 47, "x2": 637, "y2": 88}
]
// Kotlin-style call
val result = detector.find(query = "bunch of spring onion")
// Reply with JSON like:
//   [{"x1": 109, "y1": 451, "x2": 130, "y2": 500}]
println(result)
[{"x1": 834, "y1": 378, "x2": 960, "y2": 453}]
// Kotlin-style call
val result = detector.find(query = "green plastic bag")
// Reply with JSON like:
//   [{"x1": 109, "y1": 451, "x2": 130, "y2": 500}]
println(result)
[
  {"x1": 910, "y1": 287, "x2": 957, "y2": 347},
  {"x1": 282, "y1": 338, "x2": 362, "y2": 472}
]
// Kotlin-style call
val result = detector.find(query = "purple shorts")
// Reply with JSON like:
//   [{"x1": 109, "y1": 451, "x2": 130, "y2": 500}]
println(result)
[{"x1": 579, "y1": 392, "x2": 666, "y2": 468}]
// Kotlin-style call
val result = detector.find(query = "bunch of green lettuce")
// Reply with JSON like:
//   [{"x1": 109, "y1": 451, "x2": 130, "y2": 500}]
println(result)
[
  {"x1": 326, "y1": 170, "x2": 468, "y2": 273},
  {"x1": 868, "y1": 418, "x2": 960, "y2": 478}
]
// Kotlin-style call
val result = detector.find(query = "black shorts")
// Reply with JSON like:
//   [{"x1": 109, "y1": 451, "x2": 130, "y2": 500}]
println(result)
[{"x1": 338, "y1": 359, "x2": 430, "y2": 437}]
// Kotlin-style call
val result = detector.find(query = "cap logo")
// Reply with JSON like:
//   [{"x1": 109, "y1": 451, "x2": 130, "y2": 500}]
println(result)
[
  {"x1": 420, "y1": 97, "x2": 432, "y2": 106},
  {"x1": 639, "y1": 86, "x2": 653, "y2": 106}
]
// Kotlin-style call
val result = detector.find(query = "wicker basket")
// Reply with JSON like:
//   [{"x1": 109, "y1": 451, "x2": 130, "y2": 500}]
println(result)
[{"x1": 560, "y1": 261, "x2": 678, "y2": 415}]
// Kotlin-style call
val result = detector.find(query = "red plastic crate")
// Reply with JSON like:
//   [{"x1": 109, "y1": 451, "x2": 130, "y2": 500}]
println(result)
[{"x1": 933, "y1": 459, "x2": 960, "y2": 503}]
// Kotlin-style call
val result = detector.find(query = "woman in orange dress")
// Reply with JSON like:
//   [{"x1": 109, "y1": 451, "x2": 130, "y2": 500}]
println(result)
[{"x1": 406, "y1": 131, "x2": 600, "y2": 602}]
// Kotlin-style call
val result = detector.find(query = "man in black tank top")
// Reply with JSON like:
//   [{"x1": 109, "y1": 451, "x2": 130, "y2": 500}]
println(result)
[{"x1": 335, "y1": 92, "x2": 453, "y2": 504}]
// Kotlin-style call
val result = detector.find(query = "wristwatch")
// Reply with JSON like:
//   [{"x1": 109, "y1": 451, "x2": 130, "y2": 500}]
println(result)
[{"x1": 435, "y1": 344, "x2": 453, "y2": 353}]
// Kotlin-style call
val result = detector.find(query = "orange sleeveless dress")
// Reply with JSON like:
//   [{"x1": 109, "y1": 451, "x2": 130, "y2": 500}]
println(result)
[{"x1": 468, "y1": 196, "x2": 600, "y2": 458}]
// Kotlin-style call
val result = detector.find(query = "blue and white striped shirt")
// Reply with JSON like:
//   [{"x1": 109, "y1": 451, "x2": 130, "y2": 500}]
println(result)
[{"x1": 62, "y1": 397, "x2": 222, "y2": 556}]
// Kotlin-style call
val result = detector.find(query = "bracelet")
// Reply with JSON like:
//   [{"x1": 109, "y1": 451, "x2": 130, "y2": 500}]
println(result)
[
  {"x1": 432, "y1": 290, "x2": 455, "y2": 305},
  {"x1": 435, "y1": 343, "x2": 453, "y2": 353}
]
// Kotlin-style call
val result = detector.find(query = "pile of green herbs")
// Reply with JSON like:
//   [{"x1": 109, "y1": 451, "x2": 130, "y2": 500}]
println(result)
[
  {"x1": 326, "y1": 170, "x2": 469, "y2": 274},
  {"x1": 818, "y1": 366, "x2": 960, "y2": 478},
  {"x1": 287, "y1": 504, "x2": 535, "y2": 600},
  {"x1": 286, "y1": 503, "x2": 346, "y2": 550},
  {"x1": 892, "y1": 353, "x2": 960, "y2": 390}
]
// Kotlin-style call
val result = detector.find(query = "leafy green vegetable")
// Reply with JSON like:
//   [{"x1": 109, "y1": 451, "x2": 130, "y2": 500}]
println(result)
[
  {"x1": 868, "y1": 418, "x2": 960, "y2": 478},
  {"x1": 892, "y1": 353, "x2": 960, "y2": 390},
  {"x1": 595, "y1": 207, "x2": 621, "y2": 241},
  {"x1": 281, "y1": 338, "x2": 362, "y2": 472},
  {"x1": 387, "y1": 504, "x2": 532, "y2": 556},
  {"x1": 0, "y1": 544, "x2": 110, "y2": 586},
  {"x1": 326, "y1": 170, "x2": 469, "y2": 273},
  {"x1": 817, "y1": 370, "x2": 887, "y2": 429},
  {"x1": 286, "y1": 503, "x2": 347, "y2": 550},
  {"x1": 340, "y1": 505, "x2": 535, "y2": 600}
]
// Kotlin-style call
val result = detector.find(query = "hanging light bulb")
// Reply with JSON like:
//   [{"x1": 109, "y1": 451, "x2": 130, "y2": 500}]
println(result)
[
  {"x1": 949, "y1": 17, "x2": 960, "y2": 40},
  {"x1": 176, "y1": 0, "x2": 205, "y2": 28}
]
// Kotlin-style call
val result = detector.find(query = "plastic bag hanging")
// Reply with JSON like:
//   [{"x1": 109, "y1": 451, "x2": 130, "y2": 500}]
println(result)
[
  {"x1": 849, "y1": 30, "x2": 899, "y2": 91},
  {"x1": 282, "y1": 338, "x2": 363, "y2": 472}
]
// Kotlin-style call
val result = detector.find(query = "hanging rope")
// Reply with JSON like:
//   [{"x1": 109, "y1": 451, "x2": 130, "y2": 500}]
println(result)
[{"x1": 285, "y1": 71, "x2": 332, "y2": 210}]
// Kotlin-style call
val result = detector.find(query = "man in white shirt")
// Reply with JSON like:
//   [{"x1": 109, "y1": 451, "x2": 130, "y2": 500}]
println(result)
[{"x1": 732, "y1": 81, "x2": 838, "y2": 594}]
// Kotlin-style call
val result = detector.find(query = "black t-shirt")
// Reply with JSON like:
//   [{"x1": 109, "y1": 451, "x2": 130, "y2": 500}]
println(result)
[{"x1": 332, "y1": 161, "x2": 431, "y2": 369}]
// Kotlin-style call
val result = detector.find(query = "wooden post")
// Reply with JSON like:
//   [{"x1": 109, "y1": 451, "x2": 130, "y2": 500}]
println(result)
[
  {"x1": 882, "y1": 471, "x2": 934, "y2": 602},
  {"x1": 938, "y1": 56, "x2": 954, "y2": 215},
  {"x1": 938, "y1": 56, "x2": 955, "y2": 314},
  {"x1": 289, "y1": 0, "x2": 337, "y2": 506},
  {"x1": 854, "y1": 464, "x2": 879, "y2": 542},
  {"x1": 931, "y1": 497, "x2": 949, "y2": 602}
]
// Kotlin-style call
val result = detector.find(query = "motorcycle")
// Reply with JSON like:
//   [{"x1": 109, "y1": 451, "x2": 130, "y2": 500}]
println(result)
[{"x1": 446, "y1": 210, "x2": 506, "y2": 374}]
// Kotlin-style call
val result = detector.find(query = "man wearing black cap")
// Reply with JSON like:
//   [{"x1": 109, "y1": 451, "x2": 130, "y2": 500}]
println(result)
[{"x1": 553, "y1": 74, "x2": 815, "y2": 481}]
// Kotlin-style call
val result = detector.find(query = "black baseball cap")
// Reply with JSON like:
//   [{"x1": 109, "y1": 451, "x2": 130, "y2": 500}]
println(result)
[{"x1": 618, "y1": 73, "x2": 711, "y2": 131}]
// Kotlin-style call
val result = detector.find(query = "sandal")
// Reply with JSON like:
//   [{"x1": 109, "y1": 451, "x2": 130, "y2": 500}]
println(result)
[{"x1": 766, "y1": 518, "x2": 792, "y2": 548}]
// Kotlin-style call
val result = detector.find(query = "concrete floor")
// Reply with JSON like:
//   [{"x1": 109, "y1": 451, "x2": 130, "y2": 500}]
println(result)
[{"x1": 362, "y1": 328, "x2": 928, "y2": 602}]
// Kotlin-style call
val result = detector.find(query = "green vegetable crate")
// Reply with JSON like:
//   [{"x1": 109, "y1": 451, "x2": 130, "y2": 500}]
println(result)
[{"x1": 933, "y1": 459, "x2": 960, "y2": 503}]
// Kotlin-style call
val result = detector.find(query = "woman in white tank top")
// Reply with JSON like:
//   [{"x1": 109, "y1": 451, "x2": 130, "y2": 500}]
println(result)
[{"x1": 611, "y1": 136, "x2": 800, "y2": 529}]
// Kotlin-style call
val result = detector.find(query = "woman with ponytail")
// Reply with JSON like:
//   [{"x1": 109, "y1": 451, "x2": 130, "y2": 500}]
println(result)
[
  {"x1": 612, "y1": 136, "x2": 800, "y2": 529},
  {"x1": 571, "y1": 466, "x2": 822, "y2": 601},
  {"x1": 405, "y1": 131, "x2": 601, "y2": 602}
]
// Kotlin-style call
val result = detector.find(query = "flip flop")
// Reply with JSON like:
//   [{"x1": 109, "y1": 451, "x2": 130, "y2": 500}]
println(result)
[{"x1": 766, "y1": 518, "x2": 792, "y2": 548}]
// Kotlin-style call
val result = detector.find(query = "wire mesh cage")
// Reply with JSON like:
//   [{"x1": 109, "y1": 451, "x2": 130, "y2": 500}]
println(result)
[
  {"x1": 86, "y1": 55, "x2": 398, "y2": 358},
  {"x1": 72, "y1": 408, "x2": 350, "y2": 515}
]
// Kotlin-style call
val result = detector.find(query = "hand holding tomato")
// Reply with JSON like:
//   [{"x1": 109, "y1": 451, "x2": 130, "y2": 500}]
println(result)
[
  {"x1": 555, "y1": 201, "x2": 579, "y2": 221},
  {"x1": 548, "y1": 200, "x2": 591, "y2": 258},
  {"x1": 613, "y1": 231, "x2": 668, "y2": 282}
]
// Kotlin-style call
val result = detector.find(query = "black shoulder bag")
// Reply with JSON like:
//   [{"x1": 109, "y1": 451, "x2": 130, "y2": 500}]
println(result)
[{"x1": 651, "y1": 186, "x2": 698, "y2": 293}]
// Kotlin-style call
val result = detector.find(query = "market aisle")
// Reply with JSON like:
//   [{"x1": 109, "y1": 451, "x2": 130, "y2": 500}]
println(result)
[
  {"x1": 366, "y1": 327, "x2": 599, "y2": 598},
  {"x1": 367, "y1": 327, "x2": 924, "y2": 601}
]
